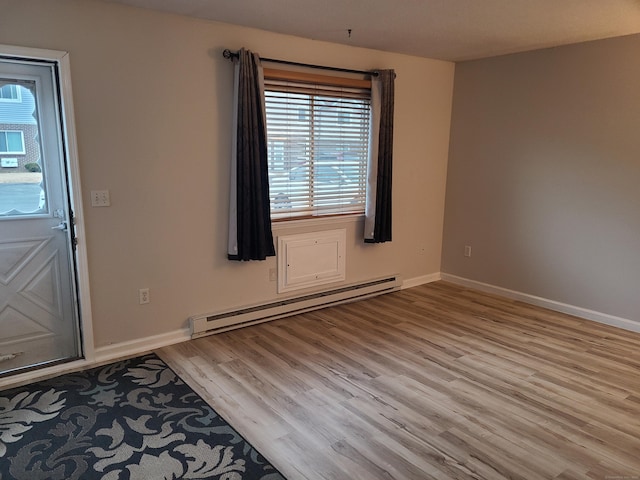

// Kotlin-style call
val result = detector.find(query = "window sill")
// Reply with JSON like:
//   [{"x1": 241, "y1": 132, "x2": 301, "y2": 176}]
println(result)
[{"x1": 271, "y1": 213, "x2": 364, "y2": 233}]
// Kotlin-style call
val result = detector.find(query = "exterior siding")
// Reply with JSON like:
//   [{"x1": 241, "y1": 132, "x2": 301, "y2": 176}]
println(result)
[
  {"x1": 0, "y1": 85, "x2": 39, "y2": 173},
  {"x1": 0, "y1": 89, "x2": 37, "y2": 125}
]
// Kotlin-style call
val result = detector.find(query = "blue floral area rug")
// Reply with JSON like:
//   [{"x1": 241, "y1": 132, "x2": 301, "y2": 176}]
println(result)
[{"x1": 0, "y1": 354, "x2": 286, "y2": 480}]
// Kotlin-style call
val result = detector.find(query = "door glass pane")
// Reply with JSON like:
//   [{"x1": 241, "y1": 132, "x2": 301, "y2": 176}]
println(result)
[{"x1": 0, "y1": 80, "x2": 46, "y2": 216}]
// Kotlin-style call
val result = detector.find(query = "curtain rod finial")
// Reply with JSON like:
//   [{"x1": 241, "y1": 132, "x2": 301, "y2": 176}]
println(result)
[{"x1": 223, "y1": 49, "x2": 237, "y2": 60}]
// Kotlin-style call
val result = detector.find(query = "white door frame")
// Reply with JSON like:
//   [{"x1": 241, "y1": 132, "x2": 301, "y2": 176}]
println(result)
[{"x1": 0, "y1": 44, "x2": 95, "y2": 388}]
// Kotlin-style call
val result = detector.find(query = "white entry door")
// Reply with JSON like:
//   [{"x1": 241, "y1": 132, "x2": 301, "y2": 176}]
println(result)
[{"x1": 0, "y1": 59, "x2": 80, "y2": 375}]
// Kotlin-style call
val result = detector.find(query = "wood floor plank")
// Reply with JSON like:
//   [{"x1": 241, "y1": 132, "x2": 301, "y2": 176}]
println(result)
[{"x1": 158, "y1": 281, "x2": 640, "y2": 479}]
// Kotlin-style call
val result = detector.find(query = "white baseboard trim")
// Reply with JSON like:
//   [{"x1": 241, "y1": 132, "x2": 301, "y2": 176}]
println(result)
[
  {"x1": 94, "y1": 327, "x2": 191, "y2": 364},
  {"x1": 441, "y1": 273, "x2": 640, "y2": 334},
  {"x1": 94, "y1": 275, "x2": 441, "y2": 363},
  {"x1": 59, "y1": 274, "x2": 440, "y2": 367},
  {"x1": 402, "y1": 272, "x2": 442, "y2": 290}
]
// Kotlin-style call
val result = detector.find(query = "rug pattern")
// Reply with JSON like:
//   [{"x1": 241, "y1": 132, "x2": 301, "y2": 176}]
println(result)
[{"x1": 0, "y1": 354, "x2": 286, "y2": 480}]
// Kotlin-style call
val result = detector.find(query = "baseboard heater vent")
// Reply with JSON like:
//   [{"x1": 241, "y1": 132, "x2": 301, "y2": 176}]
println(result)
[{"x1": 190, "y1": 275, "x2": 402, "y2": 338}]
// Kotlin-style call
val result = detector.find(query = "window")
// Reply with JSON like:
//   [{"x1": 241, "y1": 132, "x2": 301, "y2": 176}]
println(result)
[
  {"x1": 0, "y1": 84, "x2": 21, "y2": 102},
  {"x1": 0, "y1": 130, "x2": 25, "y2": 154},
  {"x1": 264, "y1": 69, "x2": 371, "y2": 220}
]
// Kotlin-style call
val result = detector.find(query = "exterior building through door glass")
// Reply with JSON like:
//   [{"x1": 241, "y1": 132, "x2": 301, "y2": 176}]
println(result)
[
  {"x1": 0, "y1": 79, "x2": 46, "y2": 215},
  {"x1": 0, "y1": 61, "x2": 81, "y2": 376}
]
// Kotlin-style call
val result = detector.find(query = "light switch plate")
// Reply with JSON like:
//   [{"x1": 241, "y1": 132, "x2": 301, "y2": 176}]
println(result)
[{"x1": 91, "y1": 190, "x2": 110, "y2": 207}]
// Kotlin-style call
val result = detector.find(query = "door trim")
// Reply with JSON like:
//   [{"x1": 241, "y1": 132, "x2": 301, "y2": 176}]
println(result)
[{"x1": 0, "y1": 44, "x2": 95, "y2": 387}]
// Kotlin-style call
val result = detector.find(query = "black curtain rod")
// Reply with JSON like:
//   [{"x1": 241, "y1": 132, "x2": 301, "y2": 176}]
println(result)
[{"x1": 222, "y1": 49, "x2": 378, "y2": 77}]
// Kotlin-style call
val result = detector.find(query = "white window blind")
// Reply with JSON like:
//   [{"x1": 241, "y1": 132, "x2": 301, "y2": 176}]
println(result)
[{"x1": 264, "y1": 72, "x2": 371, "y2": 220}]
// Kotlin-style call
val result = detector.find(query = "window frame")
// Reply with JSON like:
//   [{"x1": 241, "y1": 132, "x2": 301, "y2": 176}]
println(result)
[
  {"x1": 0, "y1": 84, "x2": 22, "y2": 102},
  {"x1": 264, "y1": 68, "x2": 372, "y2": 222},
  {"x1": 0, "y1": 130, "x2": 26, "y2": 154}
]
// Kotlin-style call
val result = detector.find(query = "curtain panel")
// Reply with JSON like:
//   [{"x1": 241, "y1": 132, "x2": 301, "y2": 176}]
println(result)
[
  {"x1": 227, "y1": 49, "x2": 275, "y2": 261},
  {"x1": 364, "y1": 69, "x2": 395, "y2": 244}
]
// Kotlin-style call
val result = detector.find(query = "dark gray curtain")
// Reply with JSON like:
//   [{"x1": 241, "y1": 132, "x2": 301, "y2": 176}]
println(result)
[
  {"x1": 365, "y1": 69, "x2": 395, "y2": 243},
  {"x1": 227, "y1": 49, "x2": 275, "y2": 261}
]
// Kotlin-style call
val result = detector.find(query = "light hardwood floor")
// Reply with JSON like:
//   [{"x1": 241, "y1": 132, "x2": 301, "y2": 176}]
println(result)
[{"x1": 158, "y1": 281, "x2": 640, "y2": 480}]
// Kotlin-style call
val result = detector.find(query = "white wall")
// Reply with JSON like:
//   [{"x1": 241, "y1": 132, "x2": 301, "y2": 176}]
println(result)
[
  {"x1": 442, "y1": 34, "x2": 640, "y2": 324},
  {"x1": 0, "y1": 0, "x2": 455, "y2": 348}
]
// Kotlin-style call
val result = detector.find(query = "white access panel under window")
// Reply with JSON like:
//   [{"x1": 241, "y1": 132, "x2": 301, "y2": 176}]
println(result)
[{"x1": 278, "y1": 229, "x2": 346, "y2": 293}]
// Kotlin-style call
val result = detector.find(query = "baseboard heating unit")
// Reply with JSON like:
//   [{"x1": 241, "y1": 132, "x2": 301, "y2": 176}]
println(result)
[{"x1": 190, "y1": 275, "x2": 402, "y2": 338}]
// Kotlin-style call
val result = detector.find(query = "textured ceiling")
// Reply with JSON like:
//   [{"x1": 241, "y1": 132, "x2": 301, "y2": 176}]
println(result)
[{"x1": 99, "y1": 0, "x2": 640, "y2": 61}]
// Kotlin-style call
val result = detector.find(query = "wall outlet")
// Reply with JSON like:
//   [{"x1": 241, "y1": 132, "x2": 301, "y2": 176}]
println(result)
[
  {"x1": 138, "y1": 288, "x2": 150, "y2": 304},
  {"x1": 464, "y1": 245, "x2": 472, "y2": 257},
  {"x1": 91, "y1": 190, "x2": 111, "y2": 207},
  {"x1": 269, "y1": 268, "x2": 277, "y2": 282}
]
